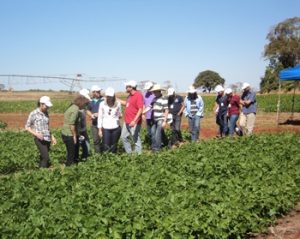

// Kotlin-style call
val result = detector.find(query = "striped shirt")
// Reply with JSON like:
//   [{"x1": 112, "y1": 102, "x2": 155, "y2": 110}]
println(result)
[
  {"x1": 190, "y1": 100, "x2": 198, "y2": 115},
  {"x1": 151, "y1": 96, "x2": 168, "y2": 122},
  {"x1": 25, "y1": 108, "x2": 51, "y2": 141}
]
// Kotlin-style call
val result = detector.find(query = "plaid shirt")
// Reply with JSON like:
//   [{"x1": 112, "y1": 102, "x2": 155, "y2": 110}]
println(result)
[{"x1": 25, "y1": 108, "x2": 51, "y2": 141}]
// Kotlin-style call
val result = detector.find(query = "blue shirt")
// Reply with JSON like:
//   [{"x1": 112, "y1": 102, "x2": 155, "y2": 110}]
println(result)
[
  {"x1": 184, "y1": 95, "x2": 204, "y2": 118},
  {"x1": 241, "y1": 91, "x2": 257, "y2": 114}
]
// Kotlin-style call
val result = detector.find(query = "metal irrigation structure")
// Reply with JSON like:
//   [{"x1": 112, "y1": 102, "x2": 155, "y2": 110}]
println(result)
[{"x1": 0, "y1": 74, "x2": 126, "y2": 92}]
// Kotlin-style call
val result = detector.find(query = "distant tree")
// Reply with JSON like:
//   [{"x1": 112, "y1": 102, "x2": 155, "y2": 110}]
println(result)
[
  {"x1": 261, "y1": 17, "x2": 300, "y2": 92},
  {"x1": 193, "y1": 70, "x2": 225, "y2": 92},
  {"x1": 264, "y1": 17, "x2": 300, "y2": 68}
]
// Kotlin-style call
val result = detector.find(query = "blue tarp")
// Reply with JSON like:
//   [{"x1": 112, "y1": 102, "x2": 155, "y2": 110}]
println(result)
[{"x1": 279, "y1": 65, "x2": 300, "y2": 81}]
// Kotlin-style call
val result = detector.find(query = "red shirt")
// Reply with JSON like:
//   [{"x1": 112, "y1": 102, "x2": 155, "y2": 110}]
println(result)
[
  {"x1": 228, "y1": 95, "x2": 240, "y2": 116},
  {"x1": 125, "y1": 91, "x2": 144, "y2": 124}
]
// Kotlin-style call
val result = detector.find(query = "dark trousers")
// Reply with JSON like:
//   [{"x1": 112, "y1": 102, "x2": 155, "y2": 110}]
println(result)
[
  {"x1": 169, "y1": 114, "x2": 183, "y2": 146},
  {"x1": 91, "y1": 124, "x2": 102, "y2": 153},
  {"x1": 34, "y1": 138, "x2": 51, "y2": 168},
  {"x1": 102, "y1": 126, "x2": 121, "y2": 153},
  {"x1": 62, "y1": 134, "x2": 79, "y2": 166},
  {"x1": 216, "y1": 113, "x2": 228, "y2": 137}
]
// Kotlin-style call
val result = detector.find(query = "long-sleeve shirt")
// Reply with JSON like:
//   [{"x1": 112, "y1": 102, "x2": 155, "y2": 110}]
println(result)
[
  {"x1": 184, "y1": 96, "x2": 204, "y2": 118},
  {"x1": 98, "y1": 101, "x2": 122, "y2": 129}
]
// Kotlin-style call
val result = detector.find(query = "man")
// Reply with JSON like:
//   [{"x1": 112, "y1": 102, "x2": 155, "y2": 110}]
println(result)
[
  {"x1": 167, "y1": 88, "x2": 184, "y2": 147},
  {"x1": 120, "y1": 80, "x2": 144, "y2": 154},
  {"x1": 214, "y1": 85, "x2": 228, "y2": 137},
  {"x1": 240, "y1": 82, "x2": 257, "y2": 135},
  {"x1": 143, "y1": 81, "x2": 155, "y2": 145},
  {"x1": 87, "y1": 85, "x2": 103, "y2": 153}
]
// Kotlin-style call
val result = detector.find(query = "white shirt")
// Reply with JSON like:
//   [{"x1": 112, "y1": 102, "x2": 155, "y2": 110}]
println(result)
[{"x1": 97, "y1": 101, "x2": 122, "y2": 129}]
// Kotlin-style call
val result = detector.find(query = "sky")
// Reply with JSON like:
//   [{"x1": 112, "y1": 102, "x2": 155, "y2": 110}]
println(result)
[{"x1": 0, "y1": 0, "x2": 299, "y2": 92}]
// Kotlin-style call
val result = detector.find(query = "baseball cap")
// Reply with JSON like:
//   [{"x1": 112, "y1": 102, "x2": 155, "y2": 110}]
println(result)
[
  {"x1": 224, "y1": 88, "x2": 233, "y2": 94},
  {"x1": 105, "y1": 87, "x2": 115, "y2": 97},
  {"x1": 187, "y1": 86, "x2": 197, "y2": 93},
  {"x1": 79, "y1": 88, "x2": 92, "y2": 101},
  {"x1": 39, "y1": 96, "x2": 53, "y2": 107},
  {"x1": 124, "y1": 80, "x2": 137, "y2": 88},
  {"x1": 144, "y1": 81, "x2": 154, "y2": 90},
  {"x1": 167, "y1": 88, "x2": 175, "y2": 96},
  {"x1": 215, "y1": 85, "x2": 224, "y2": 93},
  {"x1": 91, "y1": 85, "x2": 101, "y2": 92},
  {"x1": 242, "y1": 82, "x2": 250, "y2": 90}
]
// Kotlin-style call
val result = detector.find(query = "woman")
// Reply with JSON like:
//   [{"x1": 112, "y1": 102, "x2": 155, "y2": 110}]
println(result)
[
  {"x1": 62, "y1": 93, "x2": 91, "y2": 166},
  {"x1": 183, "y1": 86, "x2": 204, "y2": 141},
  {"x1": 25, "y1": 96, "x2": 57, "y2": 168},
  {"x1": 225, "y1": 88, "x2": 243, "y2": 136},
  {"x1": 98, "y1": 87, "x2": 122, "y2": 153},
  {"x1": 214, "y1": 85, "x2": 228, "y2": 137}
]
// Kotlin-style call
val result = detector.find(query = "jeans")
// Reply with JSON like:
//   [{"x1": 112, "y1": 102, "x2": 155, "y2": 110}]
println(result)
[
  {"x1": 216, "y1": 113, "x2": 228, "y2": 137},
  {"x1": 151, "y1": 120, "x2": 168, "y2": 151},
  {"x1": 34, "y1": 138, "x2": 51, "y2": 168},
  {"x1": 62, "y1": 134, "x2": 79, "y2": 166},
  {"x1": 188, "y1": 115, "x2": 201, "y2": 141},
  {"x1": 228, "y1": 114, "x2": 239, "y2": 136},
  {"x1": 169, "y1": 114, "x2": 183, "y2": 146},
  {"x1": 121, "y1": 124, "x2": 142, "y2": 154},
  {"x1": 102, "y1": 126, "x2": 121, "y2": 153},
  {"x1": 91, "y1": 124, "x2": 102, "y2": 153},
  {"x1": 145, "y1": 119, "x2": 153, "y2": 145},
  {"x1": 78, "y1": 131, "x2": 90, "y2": 160}
]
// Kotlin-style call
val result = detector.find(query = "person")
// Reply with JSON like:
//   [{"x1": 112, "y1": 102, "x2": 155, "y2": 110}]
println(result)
[
  {"x1": 78, "y1": 89, "x2": 91, "y2": 161},
  {"x1": 144, "y1": 84, "x2": 169, "y2": 152},
  {"x1": 62, "y1": 93, "x2": 91, "y2": 166},
  {"x1": 225, "y1": 88, "x2": 243, "y2": 136},
  {"x1": 240, "y1": 82, "x2": 257, "y2": 135},
  {"x1": 143, "y1": 81, "x2": 155, "y2": 145},
  {"x1": 214, "y1": 85, "x2": 228, "y2": 137},
  {"x1": 183, "y1": 86, "x2": 204, "y2": 141},
  {"x1": 167, "y1": 87, "x2": 184, "y2": 147},
  {"x1": 25, "y1": 96, "x2": 57, "y2": 168},
  {"x1": 87, "y1": 85, "x2": 103, "y2": 154},
  {"x1": 120, "y1": 80, "x2": 144, "y2": 154},
  {"x1": 98, "y1": 87, "x2": 122, "y2": 153}
]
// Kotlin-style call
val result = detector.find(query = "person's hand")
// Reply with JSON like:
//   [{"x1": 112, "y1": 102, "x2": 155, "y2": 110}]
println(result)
[
  {"x1": 142, "y1": 115, "x2": 146, "y2": 121},
  {"x1": 35, "y1": 133, "x2": 44, "y2": 140},
  {"x1": 129, "y1": 121, "x2": 136, "y2": 127},
  {"x1": 73, "y1": 135, "x2": 77, "y2": 144},
  {"x1": 98, "y1": 129, "x2": 103, "y2": 138},
  {"x1": 51, "y1": 136, "x2": 57, "y2": 146},
  {"x1": 162, "y1": 121, "x2": 167, "y2": 129}
]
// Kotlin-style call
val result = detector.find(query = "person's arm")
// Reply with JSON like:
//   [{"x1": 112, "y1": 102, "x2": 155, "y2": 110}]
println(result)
[
  {"x1": 117, "y1": 98, "x2": 126, "y2": 106},
  {"x1": 97, "y1": 104, "x2": 103, "y2": 137},
  {"x1": 70, "y1": 124, "x2": 77, "y2": 144},
  {"x1": 25, "y1": 112, "x2": 44, "y2": 140},
  {"x1": 197, "y1": 97, "x2": 205, "y2": 117},
  {"x1": 129, "y1": 108, "x2": 143, "y2": 127},
  {"x1": 162, "y1": 108, "x2": 169, "y2": 128},
  {"x1": 178, "y1": 98, "x2": 185, "y2": 115}
]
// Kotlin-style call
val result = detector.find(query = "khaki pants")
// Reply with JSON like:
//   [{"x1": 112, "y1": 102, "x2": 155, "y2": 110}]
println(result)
[{"x1": 239, "y1": 112, "x2": 256, "y2": 136}]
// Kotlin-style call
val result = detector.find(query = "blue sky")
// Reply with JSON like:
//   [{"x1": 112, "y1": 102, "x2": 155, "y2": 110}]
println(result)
[{"x1": 0, "y1": 0, "x2": 299, "y2": 92}]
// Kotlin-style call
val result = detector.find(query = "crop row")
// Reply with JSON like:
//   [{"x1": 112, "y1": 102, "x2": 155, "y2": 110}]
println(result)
[
  {"x1": 0, "y1": 133, "x2": 299, "y2": 238},
  {"x1": 0, "y1": 94, "x2": 299, "y2": 113}
]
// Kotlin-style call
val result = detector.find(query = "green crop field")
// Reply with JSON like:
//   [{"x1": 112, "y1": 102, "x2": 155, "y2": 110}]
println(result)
[{"x1": 0, "y1": 130, "x2": 299, "y2": 238}]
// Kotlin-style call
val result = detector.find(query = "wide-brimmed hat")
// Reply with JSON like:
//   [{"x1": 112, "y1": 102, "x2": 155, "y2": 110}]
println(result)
[
  {"x1": 79, "y1": 89, "x2": 92, "y2": 101},
  {"x1": 39, "y1": 96, "x2": 53, "y2": 107},
  {"x1": 124, "y1": 80, "x2": 137, "y2": 88},
  {"x1": 242, "y1": 82, "x2": 250, "y2": 90},
  {"x1": 105, "y1": 87, "x2": 115, "y2": 97},
  {"x1": 150, "y1": 84, "x2": 165, "y2": 92},
  {"x1": 187, "y1": 86, "x2": 197, "y2": 93},
  {"x1": 144, "y1": 81, "x2": 154, "y2": 90},
  {"x1": 215, "y1": 85, "x2": 224, "y2": 93}
]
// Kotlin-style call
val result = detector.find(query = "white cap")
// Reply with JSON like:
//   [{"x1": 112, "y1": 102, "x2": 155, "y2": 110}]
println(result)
[
  {"x1": 144, "y1": 81, "x2": 154, "y2": 90},
  {"x1": 79, "y1": 88, "x2": 92, "y2": 101},
  {"x1": 124, "y1": 80, "x2": 137, "y2": 88},
  {"x1": 224, "y1": 88, "x2": 233, "y2": 94},
  {"x1": 187, "y1": 86, "x2": 197, "y2": 93},
  {"x1": 39, "y1": 96, "x2": 53, "y2": 107},
  {"x1": 167, "y1": 88, "x2": 175, "y2": 96},
  {"x1": 215, "y1": 85, "x2": 224, "y2": 93},
  {"x1": 91, "y1": 85, "x2": 101, "y2": 92},
  {"x1": 105, "y1": 87, "x2": 115, "y2": 97},
  {"x1": 242, "y1": 82, "x2": 250, "y2": 90}
]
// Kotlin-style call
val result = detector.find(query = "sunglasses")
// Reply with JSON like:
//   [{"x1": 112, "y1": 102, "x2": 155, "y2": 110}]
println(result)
[{"x1": 108, "y1": 109, "x2": 112, "y2": 115}]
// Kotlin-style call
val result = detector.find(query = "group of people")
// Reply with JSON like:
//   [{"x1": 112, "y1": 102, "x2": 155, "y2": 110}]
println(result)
[
  {"x1": 214, "y1": 82, "x2": 257, "y2": 137},
  {"x1": 25, "y1": 81, "x2": 255, "y2": 168}
]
